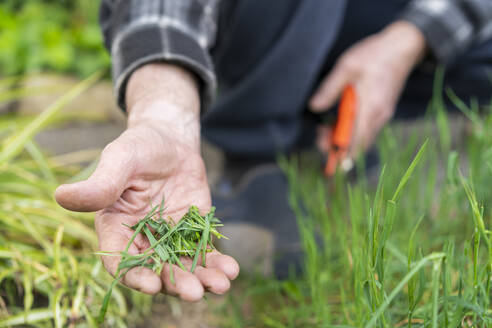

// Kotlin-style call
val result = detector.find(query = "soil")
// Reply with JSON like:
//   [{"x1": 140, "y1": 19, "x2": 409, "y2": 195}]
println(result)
[{"x1": 140, "y1": 295, "x2": 224, "y2": 328}]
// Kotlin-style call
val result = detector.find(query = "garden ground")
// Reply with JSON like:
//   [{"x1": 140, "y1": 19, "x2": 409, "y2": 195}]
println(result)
[{"x1": 5, "y1": 74, "x2": 486, "y2": 328}]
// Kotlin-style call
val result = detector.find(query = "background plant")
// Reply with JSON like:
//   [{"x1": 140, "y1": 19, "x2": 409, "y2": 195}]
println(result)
[
  {"x1": 0, "y1": 0, "x2": 109, "y2": 77},
  {"x1": 216, "y1": 82, "x2": 492, "y2": 327},
  {"x1": 0, "y1": 75, "x2": 151, "y2": 327},
  {"x1": 0, "y1": 1, "x2": 491, "y2": 324}
]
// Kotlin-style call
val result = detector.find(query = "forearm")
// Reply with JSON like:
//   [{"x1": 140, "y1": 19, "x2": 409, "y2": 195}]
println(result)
[{"x1": 126, "y1": 63, "x2": 201, "y2": 150}]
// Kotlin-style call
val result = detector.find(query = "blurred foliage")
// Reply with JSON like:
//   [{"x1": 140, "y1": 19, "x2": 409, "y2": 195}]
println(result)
[
  {"x1": 0, "y1": 0, "x2": 110, "y2": 77},
  {"x1": 0, "y1": 74, "x2": 151, "y2": 327}
]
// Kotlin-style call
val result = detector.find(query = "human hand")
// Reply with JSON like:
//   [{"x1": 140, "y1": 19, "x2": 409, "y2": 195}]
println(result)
[
  {"x1": 55, "y1": 64, "x2": 239, "y2": 301},
  {"x1": 310, "y1": 21, "x2": 427, "y2": 157}
]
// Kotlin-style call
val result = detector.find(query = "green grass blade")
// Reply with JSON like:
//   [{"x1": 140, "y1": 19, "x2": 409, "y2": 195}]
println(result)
[
  {"x1": 0, "y1": 71, "x2": 102, "y2": 165},
  {"x1": 53, "y1": 225, "x2": 66, "y2": 286},
  {"x1": 53, "y1": 288, "x2": 66, "y2": 328},
  {"x1": 391, "y1": 139, "x2": 428, "y2": 203},
  {"x1": 97, "y1": 269, "x2": 128, "y2": 324},
  {"x1": 25, "y1": 140, "x2": 57, "y2": 184},
  {"x1": 364, "y1": 252, "x2": 445, "y2": 328},
  {"x1": 0, "y1": 308, "x2": 70, "y2": 327},
  {"x1": 22, "y1": 265, "x2": 33, "y2": 313},
  {"x1": 431, "y1": 259, "x2": 443, "y2": 328}
]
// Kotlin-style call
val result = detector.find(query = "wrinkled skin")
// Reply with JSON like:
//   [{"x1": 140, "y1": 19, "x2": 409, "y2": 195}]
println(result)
[{"x1": 55, "y1": 64, "x2": 239, "y2": 301}]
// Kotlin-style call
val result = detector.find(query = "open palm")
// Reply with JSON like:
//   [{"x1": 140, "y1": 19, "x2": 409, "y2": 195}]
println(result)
[{"x1": 55, "y1": 123, "x2": 239, "y2": 301}]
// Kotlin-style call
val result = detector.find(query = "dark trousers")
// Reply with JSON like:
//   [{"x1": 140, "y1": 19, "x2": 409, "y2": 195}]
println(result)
[{"x1": 203, "y1": 0, "x2": 492, "y2": 159}]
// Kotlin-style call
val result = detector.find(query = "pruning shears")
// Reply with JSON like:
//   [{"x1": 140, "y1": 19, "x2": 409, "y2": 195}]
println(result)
[{"x1": 324, "y1": 85, "x2": 357, "y2": 177}]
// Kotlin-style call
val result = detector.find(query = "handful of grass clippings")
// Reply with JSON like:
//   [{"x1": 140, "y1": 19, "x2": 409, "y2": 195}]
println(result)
[{"x1": 98, "y1": 201, "x2": 226, "y2": 322}]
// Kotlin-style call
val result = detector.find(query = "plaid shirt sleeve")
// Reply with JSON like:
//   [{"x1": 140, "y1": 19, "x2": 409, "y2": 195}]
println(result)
[
  {"x1": 99, "y1": 0, "x2": 220, "y2": 111},
  {"x1": 401, "y1": 0, "x2": 492, "y2": 64}
]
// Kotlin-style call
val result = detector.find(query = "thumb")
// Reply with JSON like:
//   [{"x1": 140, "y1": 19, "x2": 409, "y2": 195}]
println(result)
[
  {"x1": 55, "y1": 141, "x2": 135, "y2": 212},
  {"x1": 309, "y1": 62, "x2": 352, "y2": 113}
]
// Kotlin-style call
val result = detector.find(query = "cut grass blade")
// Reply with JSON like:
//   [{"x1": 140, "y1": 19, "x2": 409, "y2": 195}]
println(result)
[{"x1": 98, "y1": 203, "x2": 225, "y2": 323}]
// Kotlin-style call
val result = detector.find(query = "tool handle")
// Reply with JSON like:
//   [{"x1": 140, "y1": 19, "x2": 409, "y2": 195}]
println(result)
[
  {"x1": 332, "y1": 85, "x2": 357, "y2": 149},
  {"x1": 324, "y1": 85, "x2": 357, "y2": 177}
]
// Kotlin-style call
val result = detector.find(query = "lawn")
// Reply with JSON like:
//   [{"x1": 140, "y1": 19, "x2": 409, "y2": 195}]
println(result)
[
  {"x1": 214, "y1": 80, "x2": 492, "y2": 327},
  {"x1": 0, "y1": 71, "x2": 490, "y2": 327}
]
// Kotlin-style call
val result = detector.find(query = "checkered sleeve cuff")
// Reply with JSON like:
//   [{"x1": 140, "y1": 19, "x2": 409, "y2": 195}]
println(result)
[
  {"x1": 401, "y1": 0, "x2": 475, "y2": 63},
  {"x1": 462, "y1": 0, "x2": 492, "y2": 42},
  {"x1": 100, "y1": 0, "x2": 219, "y2": 112},
  {"x1": 111, "y1": 24, "x2": 216, "y2": 111}
]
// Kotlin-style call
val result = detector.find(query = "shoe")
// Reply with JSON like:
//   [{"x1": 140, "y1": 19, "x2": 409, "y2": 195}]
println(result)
[
  {"x1": 212, "y1": 162, "x2": 303, "y2": 279},
  {"x1": 212, "y1": 148, "x2": 380, "y2": 279}
]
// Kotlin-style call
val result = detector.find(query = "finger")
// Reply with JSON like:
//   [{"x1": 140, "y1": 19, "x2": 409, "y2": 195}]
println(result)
[
  {"x1": 188, "y1": 250, "x2": 240, "y2": 281},
  {"x1": 347, "y1": 83, "x2": 367, "y2": 158},
  {"x1": 180, "y1": 258, "x2": 231, "y2": 295},
  {"x1": 161, "y1": 264, "x2": 204, "y2": 302},
  {"x1": 351, "y1": 112, "x2": 388, "y2": 158},
  {"x1": 316, "y1": 126, "x2": 332, "y2": 154},
  {"x1": 349, "y1": 87, "x2": 392, "y2": 158},
  {"x1": 350, "y1": 115, "x2": 368, "y2": 158},
  {"x1": 55, "y1": 139, "x2": 135, "y2": 212},
  {"x1": 309, "y1": 62, "x2": 353, "y2": 112},
  {"x1": 349, "y1": 93, "x2": 377, "y2": 158},
  {"x1": 205, "y1": 251, "x2": 240, "y2": 280},
  {"x1": 193, "y1": 267, "x2": 231, "y2": 295},
  {"x1": 123, "y1": 266, "x2": 163, "y2": 295},
  {"x1": 96, "y1": 215, "x2": 162, "y2": 295}
]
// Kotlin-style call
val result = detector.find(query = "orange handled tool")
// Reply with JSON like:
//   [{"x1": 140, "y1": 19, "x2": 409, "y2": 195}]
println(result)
[{"x1": 324, "y1": 85, "x2": 357, "y2": 177}]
